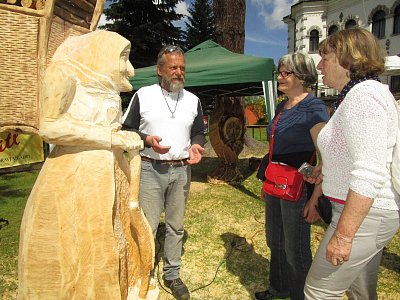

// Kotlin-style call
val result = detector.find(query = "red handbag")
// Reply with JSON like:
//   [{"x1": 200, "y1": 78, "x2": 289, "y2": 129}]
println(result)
[{"x1": 262, "y1": 112, "x2": 305, "y2": 201}]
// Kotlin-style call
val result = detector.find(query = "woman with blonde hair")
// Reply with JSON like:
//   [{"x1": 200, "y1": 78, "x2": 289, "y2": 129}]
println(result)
[{"x1": 304, "y1": 28, "x2": 400, "y2": 299}]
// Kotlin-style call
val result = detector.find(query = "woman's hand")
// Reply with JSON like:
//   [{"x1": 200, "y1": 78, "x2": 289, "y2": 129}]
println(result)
[
  {"x1": 326, "y1": 232, "x2": 353, "y2": 266},
  {"x1": 304, "y1": 182, "x2": 323, "y2": 224},
  {"x1": 304, "y1": 195, "x2": 321, "y2": 223},
  {"x1": 303, "y1": 164, "x2": 323, "y2": 185},
  {"x1": 326, "y1": 190, "x2": 373, "y2": 266}
]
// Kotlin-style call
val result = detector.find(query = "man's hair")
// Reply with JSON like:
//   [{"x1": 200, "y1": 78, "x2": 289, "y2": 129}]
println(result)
[{"x1": 156, "y1": 45, "x2": 185, "y2": 66}]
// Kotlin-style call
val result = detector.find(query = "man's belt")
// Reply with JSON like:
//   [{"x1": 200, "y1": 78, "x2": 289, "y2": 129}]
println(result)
[{"x1": 141, "y1": 156, "x2": 189, "y2": 166}]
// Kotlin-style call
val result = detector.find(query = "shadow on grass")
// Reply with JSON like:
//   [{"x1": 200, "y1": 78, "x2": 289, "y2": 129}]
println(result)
[
  {"x1": 191, "y1": 156, "x2": 261, "y2": 198},
  {"x1": 0, "y1": 188, "x2": 32, "y2": 204},
  {"x1": 191, "y1": 157, "x2": 255, "y2": 182},
  {"x1": 381, "y1": 248, "x2": 400, "y2": 274},
  {"x1": 0, "y1": 173, "x2": 35, "y2": 205},
  {"x1": 221, "y1": 232, "x2": 269, "y2": 299}
]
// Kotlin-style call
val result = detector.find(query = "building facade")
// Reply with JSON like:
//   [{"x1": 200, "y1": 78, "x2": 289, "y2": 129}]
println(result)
[{"x1": 283, "y1": 0, "x2": 400, "y2": 98}]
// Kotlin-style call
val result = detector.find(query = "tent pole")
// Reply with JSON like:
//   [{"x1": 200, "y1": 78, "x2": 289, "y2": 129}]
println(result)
[
  {"x1": 262, "y1": 81, "x2": 268, "y2": 121},
  {"x1": 262, "y1": 80, "x2": 276, "y2": 123}
]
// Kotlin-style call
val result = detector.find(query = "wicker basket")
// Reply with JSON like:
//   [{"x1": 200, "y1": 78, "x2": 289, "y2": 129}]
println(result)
[{"x1": 0, "y1": 0, "x2": 105, "y2": 134}]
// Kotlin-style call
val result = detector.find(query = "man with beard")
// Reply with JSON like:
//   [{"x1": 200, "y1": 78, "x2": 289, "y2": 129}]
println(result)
[{"x1": 122, "y1": 45, "x2": 205, "y2": 300}]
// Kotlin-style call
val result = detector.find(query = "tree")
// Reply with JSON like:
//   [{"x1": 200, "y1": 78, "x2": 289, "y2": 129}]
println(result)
[
  {"x1": 208, "y1": 0, "x2": 246, "y2": 184},
  {"x1": 101, "y1": 0, "x2": 184, "y2": 68},
  {"x1": 213, "y1": 0, "x2": 245, "y2": 53},
  {"x1": 183, "y1": 0, "x2": 215, "y2": 50}
]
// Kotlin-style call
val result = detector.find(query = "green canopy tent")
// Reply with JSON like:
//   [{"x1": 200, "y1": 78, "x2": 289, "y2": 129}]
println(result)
[{"x1": 129, "y1": 40, "x2": 277, "y2": 121}]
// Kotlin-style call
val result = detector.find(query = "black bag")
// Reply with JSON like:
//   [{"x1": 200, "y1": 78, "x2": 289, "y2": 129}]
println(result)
[
  {"x1": 315, "y1": 195, "x2": 332, "y2": 224},
  {"x1": 256, "y1": 153, "x2": 269, "y2": 181}
]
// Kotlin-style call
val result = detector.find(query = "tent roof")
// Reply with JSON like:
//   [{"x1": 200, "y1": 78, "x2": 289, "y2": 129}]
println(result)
[{"x1": 129, "y1": 40, "x2": 276, "y2": 98}]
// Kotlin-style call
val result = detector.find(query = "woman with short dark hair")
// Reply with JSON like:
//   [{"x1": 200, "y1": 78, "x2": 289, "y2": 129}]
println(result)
[{"x1": 255, "y1": 52, "x2": 329, "y2": 300}]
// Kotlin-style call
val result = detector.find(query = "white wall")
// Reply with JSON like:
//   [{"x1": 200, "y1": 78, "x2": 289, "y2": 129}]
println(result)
[{"x1": 284, "y1": 0, "x2": 400, "y2": 97}]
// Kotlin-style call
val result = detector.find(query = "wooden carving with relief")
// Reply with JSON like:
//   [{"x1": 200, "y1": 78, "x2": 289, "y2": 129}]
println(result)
[
  {"x1": 208, "y1": 0, "x2": 246, "y2": 185},
  {"x1": 0, "y1": 2, "x2": 158, "y2": 299},
  {"x1": 17, "y1": 31, "x2": 158, "y2": 300}
]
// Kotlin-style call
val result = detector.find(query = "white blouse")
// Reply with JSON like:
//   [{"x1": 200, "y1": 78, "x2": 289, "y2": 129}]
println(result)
[{"x1": 318, "y1": 80, "x2": 399, "y2": 211}]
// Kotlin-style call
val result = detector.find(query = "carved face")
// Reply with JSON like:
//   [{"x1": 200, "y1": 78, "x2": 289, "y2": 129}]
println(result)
[
  {"x1": 52, "y1": 31, "x2": 134, "y2": 92},
  {"x1": 118, "y1": 46, "x2": 135, "y2": 92}
]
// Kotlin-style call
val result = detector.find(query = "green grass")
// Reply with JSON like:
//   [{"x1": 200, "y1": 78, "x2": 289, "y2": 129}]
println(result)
[
  {"x1": 0, "y1": 171, "x2": 37, "y2": 298},
  {"x1": 246, "y1": 126, "x2": 268, "y2": 143},
  {"x1": 1, "y1": 160, "x2": 399, "y2": 300}
]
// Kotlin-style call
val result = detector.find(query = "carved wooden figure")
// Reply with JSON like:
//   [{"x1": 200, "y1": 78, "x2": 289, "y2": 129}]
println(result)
[{"x1": 17, "y1": 31, "x2": 158, "y2": 300}]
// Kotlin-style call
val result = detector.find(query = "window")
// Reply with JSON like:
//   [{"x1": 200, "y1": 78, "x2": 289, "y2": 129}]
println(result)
[
  {"x1": 345, "y1": 19, "x2": 357, "y2": 29},
  {"x1": 328, "y1": 25, "x2": 338, "y2": 35},
  {"x1": 394, "y1": 5, "x2": 400, "y2": 34},
  {"x1": 391, "y1": 75, "x2": 400, "y2": 93},
  {"x1": 309, "y1": 30, "x2": 319, "y2": 52},
  {"x1": 372, "y1": 10, "x2": 386, "y2": 38}
]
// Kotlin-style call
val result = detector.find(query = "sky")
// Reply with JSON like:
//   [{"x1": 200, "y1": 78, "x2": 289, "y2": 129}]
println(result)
[
  {"x1": 99, "y1": 0, "x2": 297, "y2": 63},
  {"x1": 176, "y1": 0, "x2": 297, "y2": 63}
]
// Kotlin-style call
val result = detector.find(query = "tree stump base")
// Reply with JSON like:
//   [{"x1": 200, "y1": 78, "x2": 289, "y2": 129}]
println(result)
[{"x1": 207, "y1": 162, "x2": 244, "y2": 185}]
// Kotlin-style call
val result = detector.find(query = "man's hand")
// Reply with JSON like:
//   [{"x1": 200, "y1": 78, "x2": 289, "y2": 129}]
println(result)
[
  {"x1": 187, "y1": 144, "x2": 205, "y2": 165},
  {"x1": 145, "y1": 135, "x2": 171, "y2": 154}
]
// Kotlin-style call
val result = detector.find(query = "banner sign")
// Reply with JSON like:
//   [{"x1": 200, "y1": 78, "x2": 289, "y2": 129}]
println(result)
[{"x1": 0, "y1": 131, "x2": 44, "y2": 169}]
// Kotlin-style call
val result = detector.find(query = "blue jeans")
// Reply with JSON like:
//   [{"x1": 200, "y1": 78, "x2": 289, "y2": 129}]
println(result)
[
  {"x1": 264, "y1": 191, "x2": 312, "y2": 300},
  {"x1": 139, "y1": 161, "x2": 191, "y2": 280}
]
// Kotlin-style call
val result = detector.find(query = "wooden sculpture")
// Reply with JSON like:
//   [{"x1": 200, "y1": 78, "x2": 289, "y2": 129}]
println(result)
[{"x1": 17, "y1": 31, "x2": 158, "y2": 300}]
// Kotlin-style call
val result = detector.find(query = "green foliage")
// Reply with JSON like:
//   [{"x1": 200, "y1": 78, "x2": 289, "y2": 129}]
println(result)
[
  {"x1": 101, "y1": 0, "x2": 184, "y2": 68},
  {"x1": 183, "y1": 0, "x2": 215, "y2": 50}
]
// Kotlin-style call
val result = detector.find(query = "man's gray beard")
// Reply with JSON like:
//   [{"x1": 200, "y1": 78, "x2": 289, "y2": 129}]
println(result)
[{"x1": 161, "y1": 77, "x2": 184, "y2": 93}]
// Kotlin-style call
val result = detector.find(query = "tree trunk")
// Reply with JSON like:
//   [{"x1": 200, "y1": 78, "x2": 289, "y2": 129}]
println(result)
[{"x1": 208, "y1": 0, "x2": 246, "y2": 184}]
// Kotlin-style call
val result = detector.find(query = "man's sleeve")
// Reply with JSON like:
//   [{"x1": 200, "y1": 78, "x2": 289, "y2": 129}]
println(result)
[
  {"x1": 122, "y1": 93, "x2": 149, "y2": 142},
  {"x1": 190, "y1": 100, "x2": 206, "y2": 146}
]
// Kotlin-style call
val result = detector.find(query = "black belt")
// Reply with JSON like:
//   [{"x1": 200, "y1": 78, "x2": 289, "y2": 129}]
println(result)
[{"x1": 141, "y1": 156, "x2": 189, "y2": 166}]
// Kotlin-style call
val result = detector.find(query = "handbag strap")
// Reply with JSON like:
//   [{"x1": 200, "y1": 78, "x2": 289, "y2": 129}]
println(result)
[
  {"x1": 268, "y1": 111, "x2": 282, "y2": 163},
  {"x1": 268, "y1": 110, "x2": 316, "y2": 165}
]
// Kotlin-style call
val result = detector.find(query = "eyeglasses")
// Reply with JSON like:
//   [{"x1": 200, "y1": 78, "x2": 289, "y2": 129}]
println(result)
[
  {"x1": 157, "y1": 45, "x2": 184, "y2": 65},
  {"x1": 276, "y1": 71, "x2": 294, "y2": 78}
]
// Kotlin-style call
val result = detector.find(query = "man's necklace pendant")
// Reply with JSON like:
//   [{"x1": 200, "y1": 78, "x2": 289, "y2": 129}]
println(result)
[{"x1": 161, "y1": 86, "x2": 180, "y2": 119}]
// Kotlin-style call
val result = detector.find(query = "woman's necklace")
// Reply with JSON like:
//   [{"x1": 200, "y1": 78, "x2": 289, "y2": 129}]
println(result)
[
  {"x1": 331, "y1": 75, "x2": 380, "y2": 114},
  {"x1": 161, "y1": 87, "x2": 180, "y2": 118}
]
